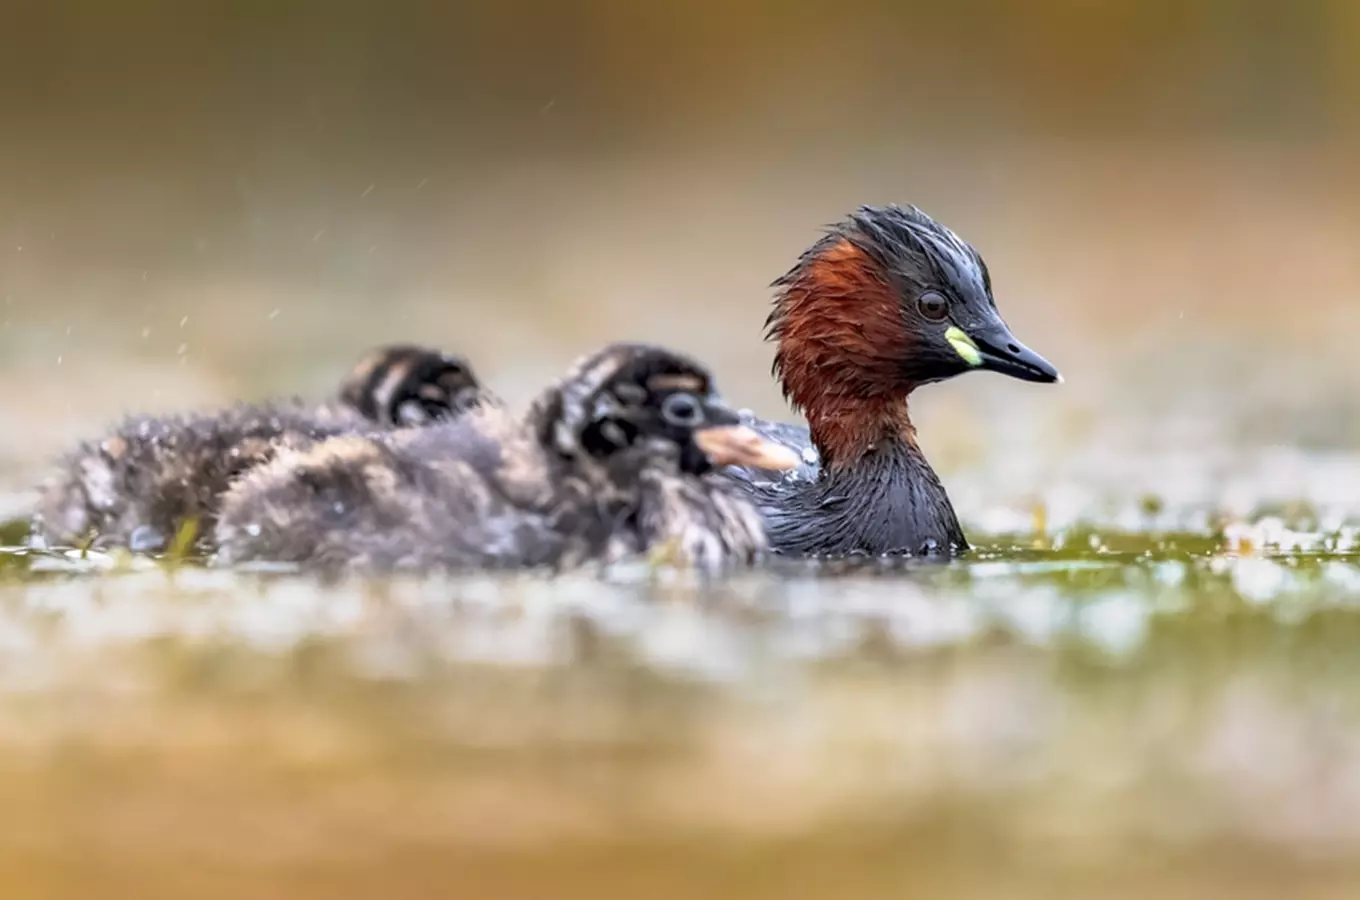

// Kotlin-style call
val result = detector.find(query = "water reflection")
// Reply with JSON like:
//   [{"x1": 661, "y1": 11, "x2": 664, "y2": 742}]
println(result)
[
  {"x1": 2, "y1": 529, "x2": 1360, "y2": 894},
  {"x1": 5, "y1": 533, "x2": 1360, "y2": 668}
]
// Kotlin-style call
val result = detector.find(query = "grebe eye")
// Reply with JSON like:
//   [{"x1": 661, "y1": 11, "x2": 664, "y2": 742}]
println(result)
[
  {"x1": 917, "y1": 291, "x2": 949, "y2": 321},
  {"x1": 661, "y1": 393, "x2": 705, "y2": 428}
]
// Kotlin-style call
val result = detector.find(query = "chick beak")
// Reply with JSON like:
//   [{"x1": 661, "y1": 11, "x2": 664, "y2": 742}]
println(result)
[{"x1": 692, "y1": 425, "x2": 801, "y2": 471}]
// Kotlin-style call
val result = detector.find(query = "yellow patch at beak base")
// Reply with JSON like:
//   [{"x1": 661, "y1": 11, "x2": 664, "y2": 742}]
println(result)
[{"x1": 945, "y1": 326, "x2": 982, "y2": 367}]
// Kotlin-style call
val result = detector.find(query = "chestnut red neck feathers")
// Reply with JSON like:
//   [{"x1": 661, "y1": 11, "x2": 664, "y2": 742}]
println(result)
[{"x1": 766, "y1": 235, "x2": 917, "y2": 469}]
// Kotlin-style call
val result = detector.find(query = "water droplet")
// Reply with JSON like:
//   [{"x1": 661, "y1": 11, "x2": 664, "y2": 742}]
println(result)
[{"x1": 129, "y1": 525, "x2": 167, "y2": 553}]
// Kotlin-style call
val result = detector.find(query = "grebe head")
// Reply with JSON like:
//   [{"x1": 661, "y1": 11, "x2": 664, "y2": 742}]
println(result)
[
  {"x1": 531, "y1": 342, "x2": 799, "y2": 479},
  {"x1": 341, "y1": 345, "x2": 484, "y2": 427},
  {"x1": 765, "y1": 204, "x2": 1059, "y2": 465}
]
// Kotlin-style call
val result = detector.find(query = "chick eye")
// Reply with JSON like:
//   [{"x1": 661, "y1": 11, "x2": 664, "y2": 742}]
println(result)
[
  {"x1": 917, "y1": 291, "x2": 949, "y2": 321},
  {"x1": 661, "y1": 393, "x2": 705, "y2": 428}
]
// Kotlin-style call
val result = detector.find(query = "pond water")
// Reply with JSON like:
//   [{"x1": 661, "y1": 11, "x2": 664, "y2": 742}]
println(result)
[{"x1": 2, "y1": 513, "x2": 1360, "y2": 898}]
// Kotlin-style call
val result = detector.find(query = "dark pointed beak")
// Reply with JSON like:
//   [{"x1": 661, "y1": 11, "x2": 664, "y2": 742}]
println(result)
[{"x1": 945, "y1": 323, "x2": 1061, "y2": 385}]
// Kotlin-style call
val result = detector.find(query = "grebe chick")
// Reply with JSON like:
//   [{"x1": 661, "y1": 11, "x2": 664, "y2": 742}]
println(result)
[
  {"x1": 338, "y1": 343, "x2": 486, "y2": 427},
  {"x1": 31, "y1": 345, "x2": 483, "y2": 552},
  {"x1": 214, "y1": 343, "x2": 798, "y2": 573},
  {"x1": 724, "y1": 204, "x2": 1060, "y2": 558}
]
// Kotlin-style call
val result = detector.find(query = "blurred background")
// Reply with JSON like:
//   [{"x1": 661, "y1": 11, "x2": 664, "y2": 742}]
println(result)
[
  {"x1": 5, "y1": 3, "x2": 1360, "y2": 897},
  {"x1": 4, "y1": 0, "x2": 1360, "y2": 525}
]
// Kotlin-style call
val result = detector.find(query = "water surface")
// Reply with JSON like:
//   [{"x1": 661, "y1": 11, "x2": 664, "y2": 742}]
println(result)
[{"x1": 3, "y1": 507, "x2": 1359, "y2": 898}]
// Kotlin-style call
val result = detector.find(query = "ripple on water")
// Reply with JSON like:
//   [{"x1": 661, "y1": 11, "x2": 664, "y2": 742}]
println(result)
[
  {"x1": 1, "y1": 522, "x2": 1360, "y2": 863},
  {"x1": 0, "y1": 527, "x2": 1356, "y2": 671}
]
